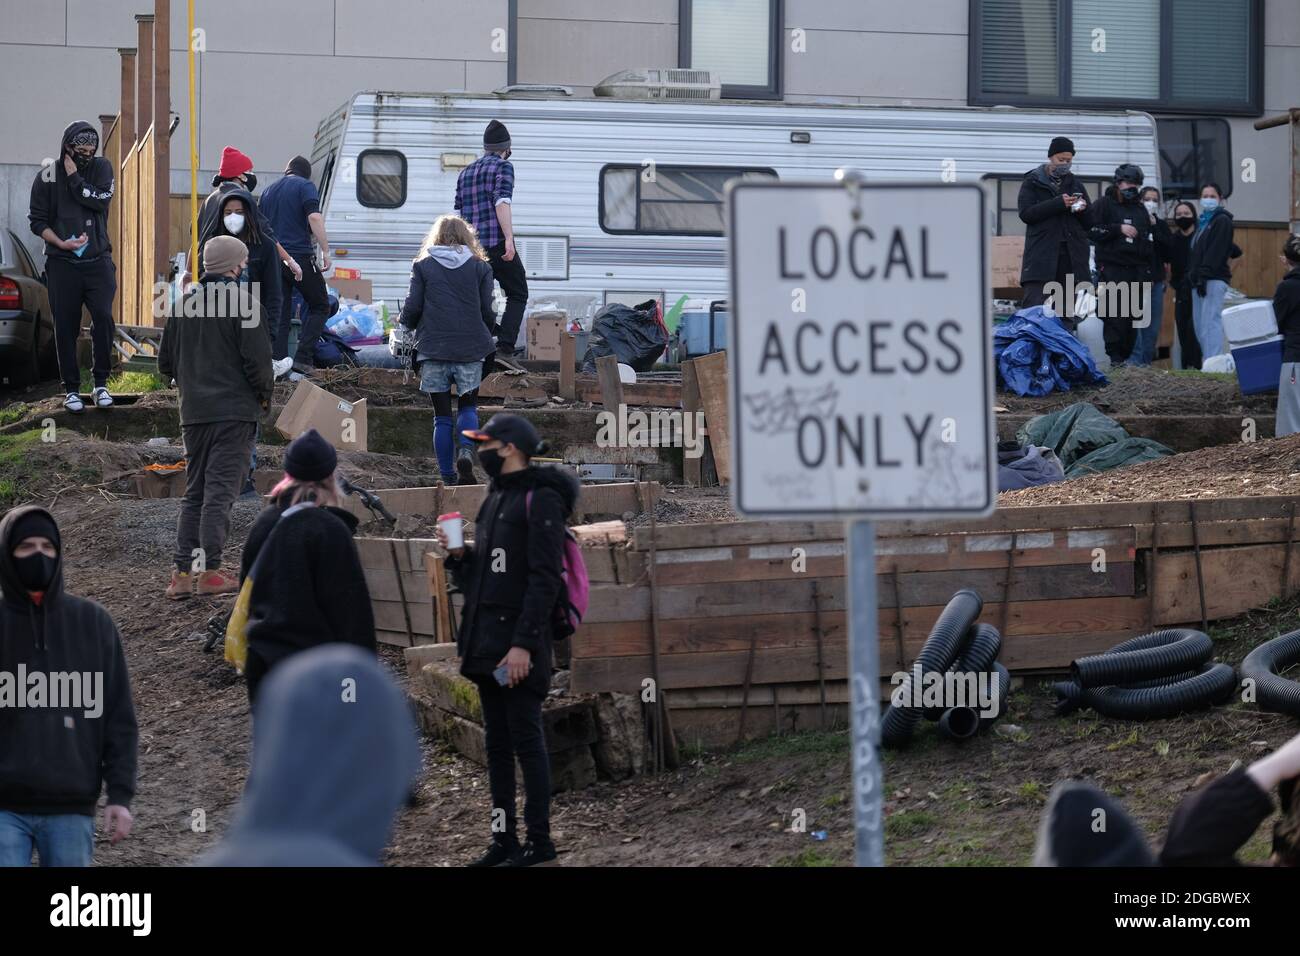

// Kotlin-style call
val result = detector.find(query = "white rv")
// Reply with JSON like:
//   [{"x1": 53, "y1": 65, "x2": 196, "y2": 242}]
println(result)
[{"x1": 309, "y1": 86, "x2": 1159, "y2": 315}]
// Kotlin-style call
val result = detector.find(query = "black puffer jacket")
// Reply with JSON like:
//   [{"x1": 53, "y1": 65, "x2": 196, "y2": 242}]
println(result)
[
  {"x1": 1017, "y1": 164, "x2": 1093, "y2": 283},
  {"x1": 1089, "y1": 189, "x2": 1154, "y2": 269},
  {"x1": 241, "y1": 501, "x2": 376, "y2": 670},
  {"x1": 399, "y1": 245, "x2": 496, "y2": 365},
  {"x1": 447, "y1": 465, "x2": 579, "y2": 694},
  {"x1": 1274, "y1": 266, "x2": 1300, "y2": 364},
  {"x1": 0, "y1": 506, "x2": 137, "y2": 815}
]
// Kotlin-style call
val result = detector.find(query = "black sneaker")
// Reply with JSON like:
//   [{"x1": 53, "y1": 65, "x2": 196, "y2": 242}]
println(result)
[
  {"x1": 467, "y1": 837, "x2": 519, "y2": 868},
  {"x1": 503, "y1": 839, "x2": 558, "y2": 867},
  {"x1": 456, "y1": 447, "x2": 477, "y2": 486},
  {"x1": 491, "y1": 348, "x2": 526, "y2": 372}
]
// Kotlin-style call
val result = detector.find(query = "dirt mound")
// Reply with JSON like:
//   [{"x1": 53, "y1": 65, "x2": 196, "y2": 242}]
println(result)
[
  {"x1": 0, "y1": 428, "x2": 150, "y2": 506},
  {"x1": 1001, "y1": 432, "x2": 1300, "y2": 506},
  {"x1": 998, "y1": 365, "x2": 1275, "y2": 417}
]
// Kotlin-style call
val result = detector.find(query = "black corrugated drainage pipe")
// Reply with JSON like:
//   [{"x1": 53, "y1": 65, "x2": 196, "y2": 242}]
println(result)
[
  {"x1": 1240, "y1": 629, "x2": 1300, "y2": 717},
  {"x1": 1071, "y1": 629, "x2": 1214, "y2": 687}
]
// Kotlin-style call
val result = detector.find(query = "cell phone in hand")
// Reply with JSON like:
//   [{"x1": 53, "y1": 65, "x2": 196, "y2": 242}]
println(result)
[{"x1": 493, "y1": 664, "x2": 510, "y2": 686}]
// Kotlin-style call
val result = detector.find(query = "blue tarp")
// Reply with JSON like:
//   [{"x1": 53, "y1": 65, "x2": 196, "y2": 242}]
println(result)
[{"x1": 993, "y1": 306, "x2": 1107, "y2": 397}]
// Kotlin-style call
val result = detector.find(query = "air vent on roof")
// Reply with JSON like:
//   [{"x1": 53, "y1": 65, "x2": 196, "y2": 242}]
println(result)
[
  {"x1": 495, "y1": 84, "x2": 574, "y2": 97},
  {"x1": 593, "y1": 69, "x2": 721, "y2": 100}
]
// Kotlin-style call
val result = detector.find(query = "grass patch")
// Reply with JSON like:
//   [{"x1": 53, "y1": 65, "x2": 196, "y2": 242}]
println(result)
[
  {"x1": 731, "y1": 729, "x2": 849, "y2": 765},
  {"x1": 1017, "y1": 781, "x2": 1044, "y2": 803},
  {"x1": 1107, "y1": 729, "x2": 1141, "y2": 751},
  {"x1": 78, "y1": 369, "x2": 167, "y2": 393},
  {"x1": 774, "y1": 847, "x2": 839, "y2": 867},
  {"x1": 0, "y1": 430, "x2": 47, "y2": 507},
  {"x1": 1167, "y1": 368, "x2": 1237, "y2": 383},
  {"x1": 0, "y1": 404, "x2": 30, "y2": 427},
  {"x1": 884, "y1": 809, "x2": 937, "y2": 838}
]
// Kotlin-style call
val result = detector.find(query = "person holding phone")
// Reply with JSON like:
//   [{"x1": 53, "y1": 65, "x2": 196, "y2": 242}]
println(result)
[
  {"x1": 1017, "y1": 136, "x2": 1093, "y2": 326},
  {"x1": 1089, "y1": 165, "x2": 1155, "y2": 365},
  {"x1": 437, "y1": 414, "x2": 579, "y2": 867},
  {"x1": 28, "y1": 121, "x2": 118, "y2": 413}
]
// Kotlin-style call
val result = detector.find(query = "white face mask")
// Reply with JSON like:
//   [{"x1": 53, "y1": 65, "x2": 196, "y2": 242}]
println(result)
[
  {"x1": 223, "y1": 212, "x2": 246, "y2": 234},
  {"x1": 1143, "y1": 200, "x2": 1158, "y2": 214}
]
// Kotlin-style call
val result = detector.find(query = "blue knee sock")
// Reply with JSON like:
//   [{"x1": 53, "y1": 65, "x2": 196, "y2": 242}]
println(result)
[
  {"x1": 434, "y1": 416, "x2": 454, "y2": 481},
  {"x1": 456, "y1": 406, "x2": 479, "y2": 449}
]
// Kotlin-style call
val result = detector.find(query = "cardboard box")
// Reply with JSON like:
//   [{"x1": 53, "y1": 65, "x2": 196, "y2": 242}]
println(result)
[
  {"x1": 331, "y1": 278, "x2": 373, "y2": 304},
  {"x1": 274, "y1": 379, "x2": 368, "y2": 452},
  {"x1": 991, "y1": 236, "x2": 1025, "y2": 293},
  {"x1": 526, "y1": 311, "x2": 566, "y2": 361}
]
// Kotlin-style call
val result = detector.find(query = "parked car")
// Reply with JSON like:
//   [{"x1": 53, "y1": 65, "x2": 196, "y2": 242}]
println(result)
[{"x1": 0, "y1": 229, "x2": 56, "y2": 387}]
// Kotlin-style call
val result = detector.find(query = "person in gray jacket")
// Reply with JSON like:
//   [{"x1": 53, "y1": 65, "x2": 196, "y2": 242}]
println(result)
[{"x1": 398, "y1": 214, "x2": 497, "y2": 485}]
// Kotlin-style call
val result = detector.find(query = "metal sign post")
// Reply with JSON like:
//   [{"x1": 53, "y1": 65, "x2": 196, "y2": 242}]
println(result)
[{"x1": 726, "y1": 172, "x2": 994, "y2": 867}]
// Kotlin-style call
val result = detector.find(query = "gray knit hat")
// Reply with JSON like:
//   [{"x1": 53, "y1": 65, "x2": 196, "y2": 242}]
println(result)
[{"x1": 203, "y1": 234, "x2": 248, "y2": 276}]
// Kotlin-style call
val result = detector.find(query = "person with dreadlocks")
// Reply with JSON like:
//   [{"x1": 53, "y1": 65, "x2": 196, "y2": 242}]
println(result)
[
  {"x1": 198, "y1": 146, "x2": 300, "y2": 289},
  {"x1": 28, "y1": 122, "x2": 118, "y2": 414}
]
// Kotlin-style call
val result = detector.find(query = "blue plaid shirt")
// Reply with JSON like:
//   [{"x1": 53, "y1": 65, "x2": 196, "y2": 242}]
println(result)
[{"x1": 454, "y1": 153, "x2": 514, "y2": 250}]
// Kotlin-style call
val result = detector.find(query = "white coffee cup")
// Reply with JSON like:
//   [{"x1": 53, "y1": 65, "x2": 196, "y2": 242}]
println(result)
[{"x1": 438, "y1": 512, "x2": 464, "y2": 550}]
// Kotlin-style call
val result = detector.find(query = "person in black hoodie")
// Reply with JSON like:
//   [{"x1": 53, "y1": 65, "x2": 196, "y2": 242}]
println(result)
[
  {"x1": 1017, "y1": 136, "x2": 1092, "y2": 324},
  {"x1": 197, "y1": 146, "x2": 298, "y2": 286},
  {"x1": 1272, "y1": 234, "x2": 1300, "y2": 437},
  {"x1": 437, "y1": 413, "x2": 579, "y2": 867},
  {"x1": 0, "y1": 507, "x2": 137, "y2": 866},
  {"x1": 199, "y1": 186, "x2": 284, "y2": 349},
  {"x1": 1187, "y1": 182, "x2": 1238, "y2": 361},
  {"x1": 399, "y1": 214, "x2": 497, "y2": 486},
  {"x1": 1166, "y1": 200, "x2": 1202, "y2": 370},
  {"x1": 239, "y1": 429, "x2": 376, "y2": 704},
  {"x1": 27, "y1": 121, "x2": 118, "y2": 414},
  {"x1": 1089, "y1": 164, "x2": 1155, "y2": 364},
  {"x1": 1130, "y1": 186, "x2": 1172, "y2": 366}
]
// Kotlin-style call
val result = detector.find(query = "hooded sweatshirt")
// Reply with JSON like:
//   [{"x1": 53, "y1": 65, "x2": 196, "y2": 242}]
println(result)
[
  {"x1": 399, "y1": 245, "x2": 497, "y2": 364},
  {"x1": 198, "y1": 179, "x2": 278, "y2": 254},
  {"x1": 0, "y1": 506, "x2": 138, "y2": 816},
  {"x1": 198, "y1": 644, "x2": 421, "y2": 866},
  {"x1": 447, "y1": 464, "x2": 580, "y2": 694},
  {"x1": 199, "y1": 186, "x2": 283, "y2": 338},
  {"x1": 1187, "y1": 205, "x2": 1236, "y2": 286},
  {"x1": 28, "y1": 121, "x2": 116, "y2": 262}
]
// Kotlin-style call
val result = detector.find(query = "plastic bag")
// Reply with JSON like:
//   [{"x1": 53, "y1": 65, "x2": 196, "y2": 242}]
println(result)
[
  {"x1": 580, "y1": 300, "x2": 668, "y2": 373},
  {"x1": 224, "y1": 577, "x2": 253, "y2": 673},
  {"x1": 1201, "y1": 353, "x2": 1236, "y2": 374},
  {"x1": 327, "y1": 299, "x2": 385, "y2": 343}
]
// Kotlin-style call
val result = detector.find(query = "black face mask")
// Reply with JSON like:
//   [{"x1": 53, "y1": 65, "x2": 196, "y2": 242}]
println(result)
[
  {"x1": 242, "y1": 173, "x2": 258, "y2": 193},
  {"x1": 1175, "y1": 216, "x2": 1196, "y2": 229},
  {"x1": 14, "y1": 552, "x2": 57, "y2": 591},
  {"x1": 1119, "y1": 186, "x2": 1140, "y2": 201},
  {"x1": 477, "y1": 447, "x2": 505, "y2": 479}
]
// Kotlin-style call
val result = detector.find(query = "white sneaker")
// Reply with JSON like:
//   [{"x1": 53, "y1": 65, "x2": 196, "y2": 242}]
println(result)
[
  {"x1": 272, "y1": 357, "x2": 294, "y2": 378},
  {"x1": 288, "y1": 371, "x2": 306, "y2": 382},
  {"x1": 64, "y1": 392, "x2": 85, "y2": 413},
  {"x1": 92, "y1": 386, "x2": 113, "y2": 408}
]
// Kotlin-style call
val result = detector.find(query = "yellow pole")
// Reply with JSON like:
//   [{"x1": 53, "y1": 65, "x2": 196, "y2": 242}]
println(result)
[{"x1": 187, "y1": 0, "x2": 198, "y2": 282}]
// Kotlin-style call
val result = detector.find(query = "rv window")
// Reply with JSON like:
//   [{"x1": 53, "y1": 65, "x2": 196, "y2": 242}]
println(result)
[
  {"x1": 600, "y1": 164, "x2": 777, "y2": 236},
  {"x1": 357, "y1": 149, "x2": 407, "y2": 208}
]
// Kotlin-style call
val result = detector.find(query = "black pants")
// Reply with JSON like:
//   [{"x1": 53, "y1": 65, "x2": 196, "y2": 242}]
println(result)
[
  {"x1": 486, "y1": 242, "x2": 528, "y2": 352},
  {"x1": 275, "y1": 252, "x2": 329, "y2": 365},
  {"x1": 1020, "y1": 244, "x2": 1079, "y2": 330},
  {"x1": 245, "y1": 647, "x2": 270, "y2": 706},
  {"x1": 1096, "y1": 263, "x2": 1143, "y2": 364},
  {"x1": 472, "y1": 675, "x2": 550, "y2": 844},
  {"x1": 1173, "y1": 281, "x2": 1202, "y2": 370},
  {"x1": 47, "y1": 255, "x2": 116, "y2": 392}
]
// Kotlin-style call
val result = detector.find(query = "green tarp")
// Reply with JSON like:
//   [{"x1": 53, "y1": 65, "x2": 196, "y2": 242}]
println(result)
[{"x1": 1016, "y1": 402, "x2": 1172, "y2": 479}]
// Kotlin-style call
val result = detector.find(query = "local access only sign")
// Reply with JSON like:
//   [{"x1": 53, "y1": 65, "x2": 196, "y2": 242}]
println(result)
[{"x1": 727, "y1": 181, "x2": 995, "y2": 518}]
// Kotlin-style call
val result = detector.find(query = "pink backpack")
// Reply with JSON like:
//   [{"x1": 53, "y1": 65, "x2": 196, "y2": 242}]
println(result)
[{"x1": 526, "y1": 491, "x2": 589, "y2": 639}]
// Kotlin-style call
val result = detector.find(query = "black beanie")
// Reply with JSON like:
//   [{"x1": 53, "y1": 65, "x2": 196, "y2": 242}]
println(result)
[
  {"x1": 284, "y1": 429, "x2": 337, "y2": 482},
  {"x1": 286, "y1": 155, "x2": 312, "y2": 179},
  {"x1": 484, "y1": 120, "x2": 511, "y2": 151},
  {"x1": 1048, "y1": 137, "x2": 1075, "y2": 157},
  {"x1": 9, "y1": 510, "x2": 60, "y2": 555}
]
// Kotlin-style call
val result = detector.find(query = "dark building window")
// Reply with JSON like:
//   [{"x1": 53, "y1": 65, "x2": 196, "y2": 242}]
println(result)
[
  {"x1": 970, "y1": 0, "x2": 1262, "y2": 115},
  {"x1": 680, "y1": 0, "x2": 782, "y2": 99}
]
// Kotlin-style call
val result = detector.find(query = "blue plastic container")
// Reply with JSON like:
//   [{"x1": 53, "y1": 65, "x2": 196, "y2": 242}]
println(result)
[
  {"x1": 1231, "y1": 335, "x2": 1282, "y2": 395},
  {"x1": 679, "y1": 308, "x2": 728, "y2": 357}
]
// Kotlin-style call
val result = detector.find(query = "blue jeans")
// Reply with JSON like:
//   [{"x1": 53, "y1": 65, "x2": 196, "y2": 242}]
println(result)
[
  {"x1": 1130, "y1": 281, "x2": 1165, "y2": 365},
  {"x1": 0, "y1": 810, "x2": 94, "y2": 867},
  {"x1": 1192, "y1": 279, "x2": 1229, "y2": 360}
]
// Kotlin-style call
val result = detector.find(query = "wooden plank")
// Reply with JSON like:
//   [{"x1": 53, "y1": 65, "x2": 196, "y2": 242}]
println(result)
[
  {"x1": 559, "y1": 333, "x2": 576, "y2": 401},
  {"x1": 693, "y1": 351, "x2": 730, "y2": 483},
  {"x1": 595, "y1": 354, "x2": 624, "y2": 410},
  {"x1": 571, "y1": 521, "x2": 627, "y2": 545},
  {"x1": 579, "y1": 546, "x2": 646, "y2": 584},
  {"x1": 425, "y1": 551, "x2": 453, "y2": 644},
  {"x1": 572, "y1": 595, "x2": 1150, "y2": 660},
  {"x1": 374, "y1": 600, "x2": 438, "y2": 637},
  {"x1": 362, "y1": 567, "x2": 433, "y2": 604},
  {"x1": 355, "y1": 537, "x2": 437, "y2": 572},
  {"x1": 377, "y1": 629, "x2": 438, "y2": 648},
  {"x1": 1154, "y1": 541, "x2": 1300, "y2": 625},
  {"x1": 581, "y1": 562, "x2": 1133, "y2": 624},
  {"x1": 681, "y1": 359, "x2": 704, "y2": 487},
  {"x1": 577, "y1": 380, "x2": 681, "y2": 407},
  {"x1": 478, "y1": 372, "x2": 550, "y2": 401}
]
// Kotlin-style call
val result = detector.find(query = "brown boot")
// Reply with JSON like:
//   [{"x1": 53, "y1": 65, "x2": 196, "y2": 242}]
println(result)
[
  {"x1": 196, "y1": 568, "x2": 240, "y2": 596},
  {"x1": 165, "y1": 569, "x2": 193, "y2": 600}
]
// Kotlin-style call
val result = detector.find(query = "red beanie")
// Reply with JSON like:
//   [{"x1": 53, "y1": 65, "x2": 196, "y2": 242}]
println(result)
[{"x1": 217, "y1": 146, "x2": 254, "y2": 180}]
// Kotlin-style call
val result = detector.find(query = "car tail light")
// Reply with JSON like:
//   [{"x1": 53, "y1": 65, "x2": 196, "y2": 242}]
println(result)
[{"x1": 0, "y1": 277, "x2": 21, "y2": 310}]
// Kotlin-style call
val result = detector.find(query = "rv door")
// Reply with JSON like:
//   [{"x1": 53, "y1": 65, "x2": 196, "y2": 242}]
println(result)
[{"x1": 315, "y1": 152, "x2": 337, "y2": 214}]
